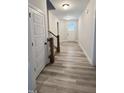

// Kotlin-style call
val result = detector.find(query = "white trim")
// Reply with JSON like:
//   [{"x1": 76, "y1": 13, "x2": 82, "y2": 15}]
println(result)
[
  {"x1": 60, "y1": 40, "x2": 78, "y2": 43},
  {"x1": 28, "y1": 3, "x2": 45, "y2": 15},
  {"x1": 78, "y1": 42, "x2": 93, "y2": 65}
]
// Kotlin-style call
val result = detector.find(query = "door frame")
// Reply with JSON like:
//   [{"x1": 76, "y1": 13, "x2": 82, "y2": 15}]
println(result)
[{"x1": 28, "y1": 4, "x2": 47, "y2": 92}]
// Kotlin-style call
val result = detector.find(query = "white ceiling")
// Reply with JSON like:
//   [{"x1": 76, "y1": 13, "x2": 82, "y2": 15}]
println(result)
[{"x1": 50, "y1": 0, "x2": 89, "y2": 20}]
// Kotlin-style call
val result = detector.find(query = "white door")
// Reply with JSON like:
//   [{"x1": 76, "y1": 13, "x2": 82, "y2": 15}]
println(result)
[
  {"x1": 29, "y1": 8, "x2": 46, "y2": 79},
  {"x1": 66, "y1": 21, "x2": 78, "y2": 41},
  {"x1": 67, "y1": 31, "x2": 77, "y2": 41}
]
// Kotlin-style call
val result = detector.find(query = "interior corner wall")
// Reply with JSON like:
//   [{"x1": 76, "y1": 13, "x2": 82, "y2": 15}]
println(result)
[
  {"x1": 78, "y1": 0, "x2": 96, "y2": 66},
  {"x1": 49, "y1": 11, "x2": 59, "y2": 35},
  {"x1": 48, "y1": 11, "x2": 60, "y2": 46}
]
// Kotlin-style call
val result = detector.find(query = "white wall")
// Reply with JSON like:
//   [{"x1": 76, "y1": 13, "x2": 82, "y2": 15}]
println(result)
[
  {"x1": 49, "y1": 11, "x2": 59, "y2": 35},
  {"x1": 59, "y1": 20, "x2": 68, "y2": 42},
  {"x1": 78, "y1": 0, "x2": 96, "y2": 66},
  {"x1": 29, "y1": 0, "x2": 45, "y2": 12},
  {"x1": 48, "y1": 11, "x2": 60, "y2": 46}
]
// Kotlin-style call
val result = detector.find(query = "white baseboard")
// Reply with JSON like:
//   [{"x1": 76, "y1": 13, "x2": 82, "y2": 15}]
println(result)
[
  {"x1": 28, "y1": 3, "x2": 45, "y2": 14},
  {"x1": 60, "y1": 40, "x2": 78, "y2": 43},
  {"x1": 78, "y1": 42, "x2": 93, "y2": 65}
]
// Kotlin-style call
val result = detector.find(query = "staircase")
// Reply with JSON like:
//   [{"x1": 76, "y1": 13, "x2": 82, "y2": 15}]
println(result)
[{"x1": 47, "y1": 31, "x2": 60, "y2": 64}]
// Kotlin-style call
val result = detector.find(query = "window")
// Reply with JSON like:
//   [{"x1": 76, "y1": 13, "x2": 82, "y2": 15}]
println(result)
[{"x1": 67, "y1": 21, "x2": 76, "y2": 31}]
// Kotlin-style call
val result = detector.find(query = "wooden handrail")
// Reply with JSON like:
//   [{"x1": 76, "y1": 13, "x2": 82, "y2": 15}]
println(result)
[
  {"x1": 48, "y1": 31, "x2": 60, "y2": 53},
  {"x1": 48, "y1": 31, "x2": 57, "y2": 38}
]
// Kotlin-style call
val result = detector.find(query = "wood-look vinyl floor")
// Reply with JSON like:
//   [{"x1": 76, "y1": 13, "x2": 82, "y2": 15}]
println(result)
[{"x1": 36, "y1": 42, "x2": 96, "y2": 93}]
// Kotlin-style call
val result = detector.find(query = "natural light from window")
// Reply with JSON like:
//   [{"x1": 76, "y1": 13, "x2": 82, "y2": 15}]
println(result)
[{"x1": 67, "y1": 21, "x2": 76, "y2": 31}]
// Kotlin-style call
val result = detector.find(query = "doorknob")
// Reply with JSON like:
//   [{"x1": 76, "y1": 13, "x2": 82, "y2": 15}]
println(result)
[
  {"x1": 44, "y1": 42, "x2": 47, "y2": 45},
  {"x1": 32, "y1": 42, "x2": 33, "y2": 46}
]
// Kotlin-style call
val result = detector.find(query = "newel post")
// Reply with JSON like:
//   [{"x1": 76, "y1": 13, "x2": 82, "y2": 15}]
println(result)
[
  {"x1": 57, "y1": 35, "x2": 60, "y2": 53},
  {"x1": 48, "y1": 37, "x2": 54, "y2": 63}
]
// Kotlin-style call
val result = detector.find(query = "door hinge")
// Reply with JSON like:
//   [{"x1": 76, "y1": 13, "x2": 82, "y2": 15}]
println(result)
[
  {"x1": 29, "y1": 12, "x2": 31, "y2": 18},
  {"x1": 34, "y1": 68, "x2": 36, "y2": 72}
]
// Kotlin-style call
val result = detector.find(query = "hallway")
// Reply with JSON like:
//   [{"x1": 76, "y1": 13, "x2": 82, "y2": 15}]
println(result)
[{"x1": 36, "y1": 42, "x2": 96, "y2": 93}]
